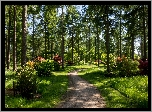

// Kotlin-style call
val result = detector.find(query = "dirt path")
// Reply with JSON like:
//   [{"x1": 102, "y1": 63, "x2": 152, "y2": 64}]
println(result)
[{"x1": 56, "y1": 70, "x2": 106, "y2": 108}]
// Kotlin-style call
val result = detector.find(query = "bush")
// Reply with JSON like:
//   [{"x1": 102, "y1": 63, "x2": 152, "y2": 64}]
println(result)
[
  {"x1": 54, "y1": 61, "x2": 60, "y2": 71},
  {"x1": 138, "y1": 59, "x2": 148, "y2": 75},
  {"x1": 111, "y1": 57, "x2": 140, "y2": 77},
  {"x1": 15, "y1": 66, "x2": 38, "y2": 99},
  {"x1": 34, "y1": 59, "x2": 54, "y2": 77}
]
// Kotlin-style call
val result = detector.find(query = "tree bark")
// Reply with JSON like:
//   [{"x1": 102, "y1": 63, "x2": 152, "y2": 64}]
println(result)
[
  {"x1": 6, "y1": 5, "x2": 12, "y2": 69},
  {"x1": 143, "y1": 5, "x2": 146, "y2": 59},
  {"x1": 44, "y1": 22, "x2": 47, "y2": 59},
  {"x1": 119, "y1": 10, "x2": 122, "y2": 58},
  {"x1": 32, "y1": 14, "x2": 35, "y2": 59},
  {"x1": 131, "y1": 33, "x2": 134, "y2": 60},
  {"x1": 21, "y1": 5, "x2": 27, "y2": 67},
  {"x1": 106, "y1": 5, "x2": 110, "y2": 73},
  {"x1": 61, "y1": 6, "x2": 64, "y2": 69},
  {"x1": 13, "y1": 5, "x2": 17, "y2": 71}
]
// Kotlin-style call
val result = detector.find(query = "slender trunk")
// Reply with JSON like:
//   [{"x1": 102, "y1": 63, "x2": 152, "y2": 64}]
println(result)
[
  {"x1": 13, "y1": 5, "x2": 17, "y2": 71},
  {"x1": 97, "y1": 26, "x2": 99, "y2": 67},
  {"x1": 141, "y1": 41, "x2": 144, "y2": 58},
  {"x1": 51, "y1": 40, "x2": 53, "y2": 60},
  {"x1": 106, "y1": 5, "x2": 110, "y2": 73},
  {"x1": 44, "y1": 22, "x2": 47, "y2": 59},
  {"x1": 21, "y1": 5, "x2": 27, "y2": 67},
  {"x1": 131, "y1": 33, "x2": 134, "y2": 60},
  {"x1": 6, "y1": 5, "x2": 11, "y2": 69},
  {"x1": 119, "y1": 10, "x2": 122, "y2": 58},
  {"x1": 88, "y1": 25, "x2": 91, "y2": 62},
  {"x1": 143, "y1": 5, "x2": 146, "y2": 59},
  {"x1": 61, "y1": 6, "x2": 64, "y2": 69},
  {"x1": 32, "y1": 14, "x2": 35, "y2": 58},
  {"x1": 94, "y1": 36, "x2": 97, "y2": 60},
  {"x1": 71, "y1": 27, "x2": 74, "y2": 63}
]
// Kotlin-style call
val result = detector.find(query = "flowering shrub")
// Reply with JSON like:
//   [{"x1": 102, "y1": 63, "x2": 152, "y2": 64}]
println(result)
[
  {"x1": 34, "y1": 59, "x2": 54, "y2": 77},
  {"x1": 15, "y1": 66, "x2": 38, "y2": 99},
  {"x1": 110, "y1": 57, "x2": 140, "y2": 77},
  {"x1": 138, "y1": 59, "x2": 148, "y2": 75}
]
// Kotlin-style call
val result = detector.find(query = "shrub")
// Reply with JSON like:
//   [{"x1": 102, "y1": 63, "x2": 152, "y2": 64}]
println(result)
[
  {"x1": 138, "y1": 59, "x2": 148, "y2": 75},
  {"x1": 15, "y1": 66, "x2": 38, "y2": 99},
  {"x1": 111, "y1": 57, "x2": 140, "y2": 77},
  {"x1": 26, "y1": 61, "x2": 35, "y2": 69},
  {"x1": 54, "y1": 61, "x2": 60, "y2": 71},
  {"x1": 34, "y1": 59, "x2": 54, "y2": 77}
]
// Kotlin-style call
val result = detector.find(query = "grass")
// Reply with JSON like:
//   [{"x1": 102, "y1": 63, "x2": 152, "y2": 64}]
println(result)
[
  {"x1": 78, "y1": 65, "x2": 148, "y2": 108},
  {"x1": 5, "y1": 68, "x2": 69, "y2": 108},
  {"x1": 5, "y1": 64, "x2": 148, "y2": 108}
]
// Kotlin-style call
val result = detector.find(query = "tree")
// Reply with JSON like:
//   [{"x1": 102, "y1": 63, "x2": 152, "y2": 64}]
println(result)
[
  {"x1": 21, "y1": 5, "x2": 27, "y2": 67},
  {"x1": 6, "y1": 5, "x2": 12, "y2": 69},
  {"x1": 13, "y1": 5, "x2": 17, "y2": 71}
]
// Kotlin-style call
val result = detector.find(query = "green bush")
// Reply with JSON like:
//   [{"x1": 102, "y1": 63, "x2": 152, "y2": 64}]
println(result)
[
  {"x1": 34, "y1": 59, "x2": 54, "y2": 77},
  {"x1": 54, "y1": 61, "x2": 60, "y2": 71},
  {"x1": 15, "y1": 66, "x2": 38, "y2": 99},
  {"x1": 111, "y1": 57, "x2": 140, "y2": 77}
]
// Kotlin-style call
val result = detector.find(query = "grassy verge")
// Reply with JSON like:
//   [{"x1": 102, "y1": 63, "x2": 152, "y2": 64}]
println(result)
[
  {"x1": 78, "y1": 66, "x2": 148, "y2": 108},
  {"x1": 5, "y1": 69, "x2": 69, "y2": 108}
]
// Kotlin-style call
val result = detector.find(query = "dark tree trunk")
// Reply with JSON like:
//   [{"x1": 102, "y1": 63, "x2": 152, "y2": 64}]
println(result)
[
  {"x1": 106, "y1": 5, "x2": 110, "y2": 73},
  {"x1": 32, "y1": 14, "x2": 35, "y2": 59},
  {"x1": 21, "y1": 5, "x2": 27, "y2": 67},
  {"x1": 88, "y1": 25, "x2": 91, "y2": 62},
  {"x1": 119, "y1": 10, "x2": 122, "y2": 58},
  {"x1": 44, "y1": 22, "x2": 47, "y2": 59},
  {"x1": 13, "y1": 5, "x2": 17, "y2": 71},
  {"x1": 61, "y1": 6, "x2": 64, "y2": 69},
  {"x1": 6, "y1": 5, "x2": 12, "y2": 69},
  {"x1": 131, "y1": 33, "x2": 134, "y2": 60},
  {"x1": 143, "y1": 5, "x2": 146, "y2": 59},
  {"x1": 71, "y1": 27, "x2": 74, "y2": 63}
]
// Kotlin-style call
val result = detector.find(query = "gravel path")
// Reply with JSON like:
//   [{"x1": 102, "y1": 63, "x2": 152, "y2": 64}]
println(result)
[{"x1": 56, "y1": 70, "x2": 106, "y2": 108}]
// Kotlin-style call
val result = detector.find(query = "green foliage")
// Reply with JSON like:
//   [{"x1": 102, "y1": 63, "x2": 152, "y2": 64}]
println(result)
[
  {"x1": 5, "y1": 67, "x2": 69, "y2": 108},
  {"x1": 34, "y1": 59, "x2": 54, "y2": 77},
  {"x1": 110, "y1": 57, "x2": 140, "y2": 77},
  {"x1": 54, "y1": 61, "x2": 60, "y2": 71},
  {"x1": 15, "y1": 66, "x2": 38, "y2": 99}
]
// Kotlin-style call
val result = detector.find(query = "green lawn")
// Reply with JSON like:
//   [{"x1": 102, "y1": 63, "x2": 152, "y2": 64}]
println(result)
[
  {"x1": 5, "y1": 64, "x2": 148, "y2": 108},
  {"x1": 78, "y1": 66, "x2": 148, "y2": 108},
  {"x1": 5, "y1": 69, "x2": 69, "y2": 108}
]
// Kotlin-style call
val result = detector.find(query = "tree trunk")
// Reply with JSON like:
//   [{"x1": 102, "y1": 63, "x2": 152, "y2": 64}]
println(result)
[
  {"x1": 32, "y1": 14, "x2": 35, "y2": 59},
  {"x1": 143, "y1": 5, "x2": 146, "y2": 59},
  {"x1": 131, "y1": 33, "x2": 134, "y2": 60},
  {"x1": 13, "y1": 5, "x2": 17, "y2": 71},
  {"x1": 6, "y1": 5, "x2": 12, "y2": 69},
  {"x1": 21, "y1": 5, "x2": 27, "y2": 67},
  {"x1": 106, "y1": 5, "x2": 110, "y2": 73},
  {"x1": 94, "y1": 36, "x2": 97, "y2": 61},
  {"x1": 88, "y1": 25, "x2": 91, "y2": 62},
  {"x1": 71, "y1": 27, "x2": 74, "y2": 63},
  {"x1": 61, "y1": 6, "x2": 64, "y2": 69},
  {"x1": 119, "y1": 10, "x2": 122, "y2": 58},
  {"x1": 97, "y1": 26, "x2": 99, "y2": 67},
  {"x1": 44, "y1": 22, "x2": 47, "y2": 59}
]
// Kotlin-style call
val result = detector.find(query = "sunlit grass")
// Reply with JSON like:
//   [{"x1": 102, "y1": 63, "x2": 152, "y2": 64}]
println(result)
[
  {"x1": 5, "y1": 68, "x2": 69, "y2": 108},
  {"x1": 78, "y1": 67, "x2": 148, "y2": 108}
]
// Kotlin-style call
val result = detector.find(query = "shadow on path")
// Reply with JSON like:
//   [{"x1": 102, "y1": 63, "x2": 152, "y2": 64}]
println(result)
[{"x1": 56, "y1": 70, "x2": 106, "y2": 108}]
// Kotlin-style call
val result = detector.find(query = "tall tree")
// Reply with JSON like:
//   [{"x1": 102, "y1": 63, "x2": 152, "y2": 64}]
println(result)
[
  {"x1": 106, "y1": 5, "x2": 110, "y2": 73},
  {"x1": 21, "y1": 5, "x2": 27, "y2": 67},
  {"x1": 143, "y1": 5, "x2": 147, "y2": 59},
  {"x1": 61, "y1": 6, "x2": 65, "y2": 69},
  {"x1": 13, "y1": 5, "x2": 17, "y2": 70},
  {"x1": 6, "y1": 5, "x2": 12, "y2": 69}
]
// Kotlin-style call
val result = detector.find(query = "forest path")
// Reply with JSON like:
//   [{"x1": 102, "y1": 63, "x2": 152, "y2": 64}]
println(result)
[{"x1": 56, "y1": 70, "x2": 106, "y2": 108}]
